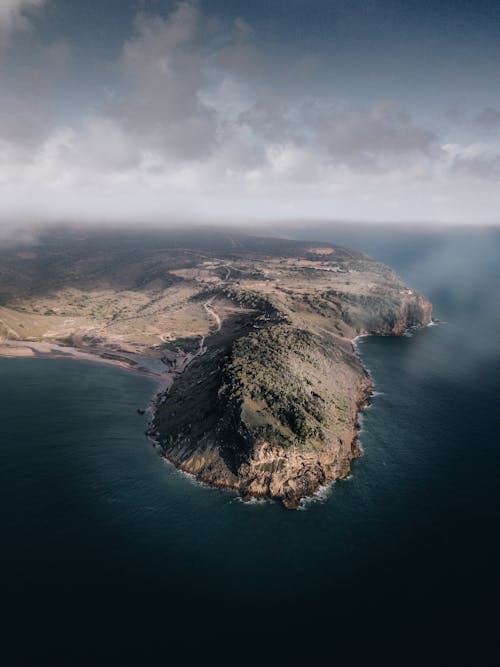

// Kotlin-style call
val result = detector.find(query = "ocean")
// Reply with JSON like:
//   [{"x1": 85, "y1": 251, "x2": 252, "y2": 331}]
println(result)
[{"x1": 1, "y1": 226, "x2": 499, "y2": 663}]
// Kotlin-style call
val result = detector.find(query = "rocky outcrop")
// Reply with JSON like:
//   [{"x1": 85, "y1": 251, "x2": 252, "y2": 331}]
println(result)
[
  {"x1": 154, "y1": 286, "x2": 431, "y2": 508},
  {"x1": 365, "y1": 295, "x2": 432, "y2": 336},
  {"x1": 153, "y1": 377, "x2": 373, "y2": 509},
  {"x1": 235, "y1": 380, "x2": 372, "y2": 509}
]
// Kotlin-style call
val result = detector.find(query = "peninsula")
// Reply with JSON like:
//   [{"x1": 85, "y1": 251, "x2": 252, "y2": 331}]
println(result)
[{"x1": 0, "y1": 228, "x2": 432, "y2": 508}]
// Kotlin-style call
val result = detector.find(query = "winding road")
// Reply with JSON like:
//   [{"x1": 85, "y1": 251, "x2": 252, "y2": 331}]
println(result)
[{"x1": 203, "y1": 299, "x2": 221, "y2": 332}]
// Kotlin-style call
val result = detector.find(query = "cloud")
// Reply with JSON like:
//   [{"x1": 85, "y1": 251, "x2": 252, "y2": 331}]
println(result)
[
  {"x1": 294, "y1": 102, "x2": 438, "y2": 171},
  {"x1": 475, "y1": 107, "x2": 500, "y2": 132},
  {"x1": 445, "y1": 143, "x2": 500, "y2": 181},
  {"x1": 0, "y1": 0, "x2": 45, "y2": 43},
  {"x1": 0, "y1": 94, "x2": 49, "y2": 151},
  {"x1": 454, "y1": 153, "x2": 500, "y2": 180},
  {"x1": 114, "y1": 3, "x2": 217, "y2": 160},
  {"x1": 0, "y1": 1, "x2": 499, "y2": 227}
]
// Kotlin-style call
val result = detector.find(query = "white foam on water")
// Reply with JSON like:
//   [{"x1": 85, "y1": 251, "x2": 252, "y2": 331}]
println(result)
[
  {"x1": 231, "y1": 495, "x2": 270, "y2": 507},
  {"x1": 298, "y1": 481, "x2": 335, "y2": 510}
]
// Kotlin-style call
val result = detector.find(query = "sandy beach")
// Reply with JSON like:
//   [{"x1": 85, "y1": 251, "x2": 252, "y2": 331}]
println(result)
[{"x1": 0, "y1": 339, "x2": 183, "y2": 392}]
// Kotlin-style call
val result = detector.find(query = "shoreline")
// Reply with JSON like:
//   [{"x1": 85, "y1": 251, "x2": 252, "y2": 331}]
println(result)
[
  {"x1": 0, "y1": 339, "x2": 180, "y2": 393},
  {"x1": 292, "y1": 319, "x2": 437, "y2": 508},
  {"x1": 149, "y1": 328, "x2": 381, "y2": 510},
  {"x1": 1, "y1": 319, "x2": 432, "y2": 509}
]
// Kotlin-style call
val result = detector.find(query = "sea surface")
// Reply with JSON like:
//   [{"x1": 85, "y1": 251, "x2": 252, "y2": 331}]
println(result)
[{"x1": 2, "y1": 227, "x2": 500, "y2": 663}]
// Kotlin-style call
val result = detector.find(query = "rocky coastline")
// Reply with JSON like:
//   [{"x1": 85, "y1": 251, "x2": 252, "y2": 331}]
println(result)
[
  {"x1": 151, "y1": 294, "x2": 432, "y2": 509},
  {"x1": 0, "y1": 229, "x2": 432, "y2": 509}
]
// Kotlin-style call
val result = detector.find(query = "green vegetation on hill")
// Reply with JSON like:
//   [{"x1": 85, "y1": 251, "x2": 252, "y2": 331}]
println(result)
[{"x1": 224, "y1": 325, "x2": 327, "y2": 448}]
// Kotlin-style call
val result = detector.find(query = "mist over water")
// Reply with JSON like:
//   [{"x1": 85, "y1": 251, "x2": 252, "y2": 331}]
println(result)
[{"x1": 1, "y1": 226, "x2": 499, "y2": 662}]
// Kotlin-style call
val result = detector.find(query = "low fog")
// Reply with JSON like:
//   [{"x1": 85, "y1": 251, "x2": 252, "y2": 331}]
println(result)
[{"x1": 281, "y1": 223, "x2": 500, "y2": 377}]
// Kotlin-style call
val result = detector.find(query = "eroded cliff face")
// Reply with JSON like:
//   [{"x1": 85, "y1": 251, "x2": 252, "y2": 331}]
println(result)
[
  {"x1": 153, "y1": 247, "x2": 432, "y2": 508},
  {"x1": 366, "y1": 296, "x2": 433, "y2": 336},
  {"x1": 234, "y1": 386, "x2": 371, "y2": 509}
]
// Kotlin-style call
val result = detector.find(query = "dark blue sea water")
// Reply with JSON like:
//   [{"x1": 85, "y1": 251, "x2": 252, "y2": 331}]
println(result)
[{"x1": 2, "y1": 227, "x2": 500, "y2": 664}]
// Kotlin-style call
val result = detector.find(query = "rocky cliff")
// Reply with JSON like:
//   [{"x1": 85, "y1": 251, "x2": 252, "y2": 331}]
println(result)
[{"x1": 152, "y1": 240, "x2": 432, "y2": 508}]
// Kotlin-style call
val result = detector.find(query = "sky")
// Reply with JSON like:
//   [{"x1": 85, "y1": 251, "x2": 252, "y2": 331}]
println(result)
[{"x1": 1, "y1": 0, "x2": 500, "y2": 228}]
